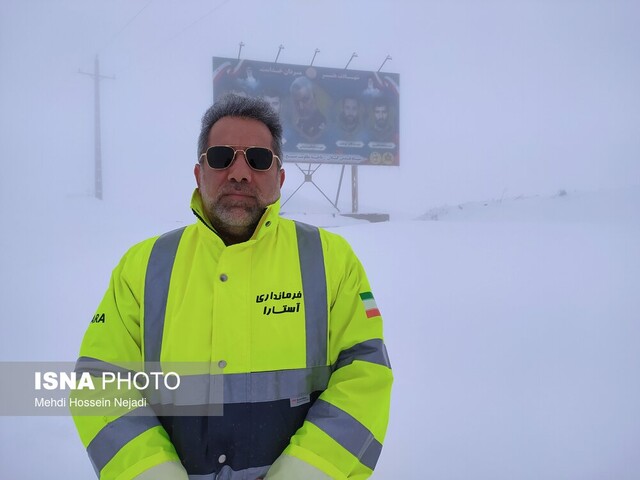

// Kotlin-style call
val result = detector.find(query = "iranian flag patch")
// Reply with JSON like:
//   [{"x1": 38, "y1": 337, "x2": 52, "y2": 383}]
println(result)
[{"x1": 360, "y1": 292, "x2": 381, "y2": 318}]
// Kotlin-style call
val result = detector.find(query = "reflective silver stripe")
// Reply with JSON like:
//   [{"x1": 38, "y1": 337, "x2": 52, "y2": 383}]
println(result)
[
  {"x1": 75, "y1": 356, "x2": 134, "y2": 376},
  {"x1": 334, "y1": 339, "x2": 392, "y2": 371},
  {"x1": 87, "y1": 408, "x2": 160, "y2": 474},
  {"x1": 294, "y1": 221, "x2": 328, "y2": 367},
  {"x1": 147, "y1": 366, "x2": 331, "y2": 406},
  {"x1": 144, "y1": 227, "x2": 186, "y2": 364},
  {"x1": 223, "y1": 366, "x2": 329, "y2": 403},
  {"x1": 189, "y1": 464, "x2": 270, "y2": 479},
  {"x1": 306, "y1": 399, "x2": 382, "y2": 471}
]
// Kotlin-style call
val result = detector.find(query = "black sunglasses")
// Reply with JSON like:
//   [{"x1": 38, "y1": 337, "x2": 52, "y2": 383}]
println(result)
[{"x1": 200, "y1": 145, "x2": 281, "y2": 171}]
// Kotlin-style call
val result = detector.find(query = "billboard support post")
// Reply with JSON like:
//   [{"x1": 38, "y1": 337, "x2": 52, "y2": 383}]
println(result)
[
  {"x1": 351, "y1": 165, "x2": 358, "y2": 213},
  {"x1": 281, "y1": 164, "x2": 340, "y2": 212},
  {"x1": 335, "y1": 165, "x2": 346, "y2": 207}
]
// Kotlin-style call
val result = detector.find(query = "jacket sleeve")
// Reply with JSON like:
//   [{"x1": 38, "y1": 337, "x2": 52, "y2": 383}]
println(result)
[
  {"x1": 267, "y1": 234, "x2": 393, "y2": 479},
  {"x1": 71, "y1": 241, "x2": 188, "y2": 480}
]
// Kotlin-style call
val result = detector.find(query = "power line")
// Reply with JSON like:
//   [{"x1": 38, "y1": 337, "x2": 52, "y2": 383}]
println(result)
[
  {"x1": 97, "y1": 0, "x2": 154, "y2": 55},
  {"x1": 115, "y1": 0, "x2": 234, "y2": 75}
]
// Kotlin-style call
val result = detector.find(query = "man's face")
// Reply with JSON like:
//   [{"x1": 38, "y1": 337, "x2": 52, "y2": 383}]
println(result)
[
  {"x1": 292, "y1": 86, "x2": 316, "y2": 119},
  {"x1": 195, "y1": 117, "x2": 285, "y2": 230},
  {"x1": 374, "y1": 105, "x2": 389, "y2": 129},
  {"x1": 342, "y1": 98, "x2": 359, "y2": 126},
  {"x1": 263, "y1": 95, "x2": 281, "y2": 114}
]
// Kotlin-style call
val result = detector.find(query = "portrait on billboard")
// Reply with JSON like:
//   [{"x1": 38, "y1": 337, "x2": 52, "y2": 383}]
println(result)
[{"x1": 212, "y1": 57, "x2": 400, "y2": 166}]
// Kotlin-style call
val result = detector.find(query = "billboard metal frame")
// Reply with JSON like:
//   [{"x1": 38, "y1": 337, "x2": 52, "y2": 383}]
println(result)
[{"x1": 211, "y1": 55, "x2": 399, "y2": 213}]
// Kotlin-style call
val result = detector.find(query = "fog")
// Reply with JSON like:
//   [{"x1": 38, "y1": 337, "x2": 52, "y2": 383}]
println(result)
[
  {"x1": 2, "y1": 0, "x2": 639, "y2": 219},
  {"x1": 1, "y1": 1, "x2": 639, "y2": 478}
]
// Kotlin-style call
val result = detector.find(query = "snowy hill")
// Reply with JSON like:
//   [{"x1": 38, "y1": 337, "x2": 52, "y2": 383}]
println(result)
[
  {"x1": 1, "y1": 187, "x2": 639, "y2": 479},
  {"x1": 418, "y1": 186, "x2": 640, "y2": 224}
]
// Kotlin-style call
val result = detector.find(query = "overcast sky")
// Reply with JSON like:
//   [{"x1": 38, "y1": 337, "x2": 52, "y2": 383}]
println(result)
[{"x1": 1, "y1": 0, "x2": 639, "y2": 219}]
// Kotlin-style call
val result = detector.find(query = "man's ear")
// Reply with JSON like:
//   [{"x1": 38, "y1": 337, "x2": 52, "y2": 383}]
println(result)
[
  {"x1": 194, "y1": 163, "x2": 202, "y2": 188},
  {"x1": 279, "y1": 168, "x2": 285, "y2": 188}
]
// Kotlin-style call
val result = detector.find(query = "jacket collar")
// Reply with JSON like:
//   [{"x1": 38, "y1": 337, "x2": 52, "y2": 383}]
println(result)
[{"x1": 190, "y1": 188, "x2": 281, "y2": 245}]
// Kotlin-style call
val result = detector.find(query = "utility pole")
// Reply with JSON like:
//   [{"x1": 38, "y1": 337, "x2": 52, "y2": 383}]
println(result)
[{"x1": 79, "y1": 55, "x2": 114, "y2": 200}]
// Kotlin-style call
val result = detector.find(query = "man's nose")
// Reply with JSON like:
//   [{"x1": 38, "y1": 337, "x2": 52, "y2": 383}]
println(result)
[{"x1": 227, "y1": 151, "x2": 252, "y2": 183}]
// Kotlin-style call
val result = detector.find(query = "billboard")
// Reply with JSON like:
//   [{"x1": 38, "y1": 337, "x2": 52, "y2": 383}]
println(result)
[{"x1": 212, "y1": 57, "x2": 400, "y2": 166}]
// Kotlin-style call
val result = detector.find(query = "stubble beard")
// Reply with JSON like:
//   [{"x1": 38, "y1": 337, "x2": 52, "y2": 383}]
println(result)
[
  {"x1": 201, "y1": 183, "x2": 275, "y2": 242},
  {"x1": 210, "y1": 196, "x2": 263, "y2": 229}
]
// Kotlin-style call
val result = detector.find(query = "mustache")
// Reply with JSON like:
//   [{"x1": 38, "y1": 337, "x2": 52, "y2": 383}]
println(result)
[{"x1": 217, "y1": 183, "x2": 257, "y2": 197}]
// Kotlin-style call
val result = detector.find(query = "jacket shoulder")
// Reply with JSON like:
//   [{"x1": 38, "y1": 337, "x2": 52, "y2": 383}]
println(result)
[
  {"x1": 285, "y1": 219, "x2": 356, "y2": 257},
  {"x1": 114, "y1": 226, "x2": 190, "y2": 274},
  {"x1": 318, "y1": 226, "x2": 357, "y2": 261}
]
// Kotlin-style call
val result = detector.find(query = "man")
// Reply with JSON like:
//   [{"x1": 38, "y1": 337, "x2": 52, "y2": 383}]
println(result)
[
  {"x1": 261, "y1": 89, "x2": 282, "y2": 115},
  {"x1": 261, "y1": 89, "x2": 288, "y2": 147},
  {"x1": 289, "y1": 76, "x2": 327, "y2": 141},
  {"x1": 73, "y1": 94, "x2": 393, "y2": 479},
  {"x1": 336, "y1": 96, "x2": 363, "y2": 141},
  {"x1": 370, "y1": 99, "x2": 394, "y2": 143}
]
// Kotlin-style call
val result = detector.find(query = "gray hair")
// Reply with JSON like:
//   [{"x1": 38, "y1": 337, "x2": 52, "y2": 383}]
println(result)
[{"x1": 197, "y1": 94, "x2": 283, "y2": 164}]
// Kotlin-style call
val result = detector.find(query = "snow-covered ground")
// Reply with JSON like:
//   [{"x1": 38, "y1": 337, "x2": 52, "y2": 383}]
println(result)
[{"x1": 1, "y1": 187, "x2": 639, "y2": 479}]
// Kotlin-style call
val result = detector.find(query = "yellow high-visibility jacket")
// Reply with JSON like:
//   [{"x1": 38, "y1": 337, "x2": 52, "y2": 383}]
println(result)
[{"x1": 72, "y1": 190, "x2": 393, "y2": 480}]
